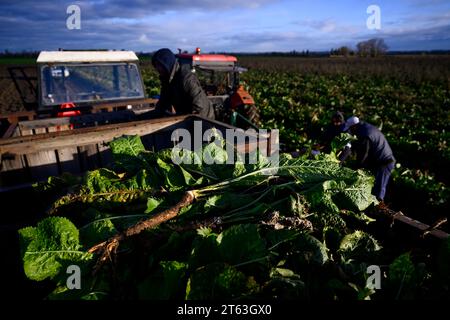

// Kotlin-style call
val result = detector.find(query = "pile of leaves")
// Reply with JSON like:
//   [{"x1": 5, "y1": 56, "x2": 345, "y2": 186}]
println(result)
[{"x1": 19, "y1": 135, "x2": 450, "y2": 300}]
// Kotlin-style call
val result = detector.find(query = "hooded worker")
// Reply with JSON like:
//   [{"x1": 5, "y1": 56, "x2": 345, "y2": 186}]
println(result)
[
  {"x1": 151, "y1": 48, "x2": 215, "y2": 119},
  {"x1": 321, "y1": 111, "x2": 346, "y2": 152},
  {"x1": 344, "y1": 116, "x2": 396, "y2": 202}
]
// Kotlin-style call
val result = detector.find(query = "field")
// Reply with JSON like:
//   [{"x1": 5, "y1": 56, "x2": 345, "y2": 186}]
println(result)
[
  {"x1": 140, "y1": 56, "x2": 450, "y2": 230},
  {"x1": 1, "y1": 55, "x2": 449, "y2": 300}
]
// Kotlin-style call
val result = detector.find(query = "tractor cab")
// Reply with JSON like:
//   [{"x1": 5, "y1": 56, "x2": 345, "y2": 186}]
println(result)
[
  {"x1": 176, "y1": 48, "x2": 243, "y2": 95},
  {"x1": 36, "y1": 51, "x2": 147, "y2": 115},
  {"x1": 176, "y1": 48, "x2": 258, "y2": 127}
]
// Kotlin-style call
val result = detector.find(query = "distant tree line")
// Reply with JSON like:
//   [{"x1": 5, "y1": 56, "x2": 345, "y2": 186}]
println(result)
[
  {"x1": 0, "y1": 50, "x2": 39, "y2": 58},
  {"x1": 2, "y1": 41, "x2": 450, "y2": 58},
  {"x1": 330, "y1": 38, "x2": 388, "y2": 57}
]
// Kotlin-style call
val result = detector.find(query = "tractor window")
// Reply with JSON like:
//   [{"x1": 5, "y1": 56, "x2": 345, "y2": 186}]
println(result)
[
  {"x1": 40, "y1": 63, "x2": 145, "y2": 106},
  {"x1": 194, "y1": 68, "x2": 231, "y2": 96}
]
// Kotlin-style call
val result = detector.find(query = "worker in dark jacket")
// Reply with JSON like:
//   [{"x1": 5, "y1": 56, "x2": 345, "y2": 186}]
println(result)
[
  {"x1": 344, "y1": 116, "x2": 395, "y2": 202},
  {"x1": 151, "y1": 48, "x2": 215, "y2": 119}
]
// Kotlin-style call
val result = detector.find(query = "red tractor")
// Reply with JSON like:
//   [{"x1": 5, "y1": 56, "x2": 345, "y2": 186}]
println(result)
[{"x1": 176, "y1": 48, "x2": 260, "y2": 128}]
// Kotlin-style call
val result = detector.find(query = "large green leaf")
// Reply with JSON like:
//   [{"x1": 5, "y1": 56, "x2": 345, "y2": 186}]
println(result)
[
  {"x1": 85, "y1": 168, "x2": 122, "y2": 194},
  {"x1": 18, "y1": 217, "x2": 92, "y2": 281},
  {"x1": 202, "y1": 139, "x2": 228, "y2": 165},
  {"x1": 79, "y1": 219, "x2": 117, "y2": 248},
  {"x1": 109, "y1": 135, "x2": 146, "y2": 157},
  {"x1": 156, "y1": 158, "x2": 189, "y2": 190},
  {"x1": 292, "y1": 233, "x2": 329, "y2": 266},
  {"x1": 188, "y1": 233, "x2": 221, "y2": 270},
  {"x1": 333, "y1": 172, "x2": 377, "y2": 211},
  {"x1": 277, "y1": 158, "x2": 356, "y2": 186},
  {"x1": 123, "y1": 168, "x2": 160, "y2": 190},
  {"x1": 218, "y1": 224, "x2": 267, "y2": 265},
  {"x1": 109, "y1": 135, "x2": 147, "y2": 172},
  {"x1": 339, "y1": 230, "x2": 381, "y2": 262},
  {"x1": 304, "y1": 180, "x2": 341, "y2": 214}
]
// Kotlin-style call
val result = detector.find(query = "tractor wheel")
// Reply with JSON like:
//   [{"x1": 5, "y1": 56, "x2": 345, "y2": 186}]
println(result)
[{"x1": 236, "y1": 104, "x2": 261, "y2": 129}]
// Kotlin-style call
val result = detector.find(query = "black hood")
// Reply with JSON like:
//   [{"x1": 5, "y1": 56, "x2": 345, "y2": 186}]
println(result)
[
  {"x1": 332, "y1": 111, "x2": 345, "y2": 123},
  {"x1": 152, "y1": 48, "x2": 176, "y2": 75}
]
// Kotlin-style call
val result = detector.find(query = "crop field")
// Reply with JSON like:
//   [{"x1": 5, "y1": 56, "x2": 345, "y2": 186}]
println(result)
[
  {"x1": 1, "y1": 56, "x2": 449, "y2": 300},
  {"x1": 140, "y1": 56, "x2": 450, "y2": 230}
]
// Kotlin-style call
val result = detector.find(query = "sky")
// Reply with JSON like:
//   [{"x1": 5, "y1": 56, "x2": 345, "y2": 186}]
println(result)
[{"x1": 0, "y1": 0, "x2": 449, "y2": 53}]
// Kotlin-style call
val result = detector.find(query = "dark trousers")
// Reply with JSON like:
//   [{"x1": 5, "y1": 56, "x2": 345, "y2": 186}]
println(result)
[{"x1": 372, "y1": 161, "x2": 395, "y2": 201}]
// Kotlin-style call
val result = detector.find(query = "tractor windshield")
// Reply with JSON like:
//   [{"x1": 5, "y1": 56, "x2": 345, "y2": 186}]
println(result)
[
  {"x1": 194, "y1": 68, "x2": 232, "y2": 96},
  {"x1": 39, "y1": 63, "x2": 145, "y2": 107}
]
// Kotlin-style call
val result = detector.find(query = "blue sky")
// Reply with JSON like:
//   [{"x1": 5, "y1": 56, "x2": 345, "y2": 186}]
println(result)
[{"x1": 0, "y1": 0, "x2": 449, "y2": 52}]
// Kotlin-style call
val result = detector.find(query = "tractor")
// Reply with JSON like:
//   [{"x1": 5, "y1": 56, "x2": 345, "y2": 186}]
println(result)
[{"x1": 176, "y1": 48, "x2": 260, "y2": 128}]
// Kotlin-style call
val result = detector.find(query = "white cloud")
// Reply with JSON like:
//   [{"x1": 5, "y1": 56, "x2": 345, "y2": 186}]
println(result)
[
  {"x1": 295, "y1": 19, "x2": 360, "y2": 35},
  {"x1": 139, "y1": 33, "x2": 151, "y2": 44}
]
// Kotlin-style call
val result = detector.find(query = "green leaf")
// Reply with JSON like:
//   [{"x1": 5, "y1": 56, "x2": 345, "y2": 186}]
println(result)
[
  {"x1": 145, "y1": 197, "x2": 163, "y2": 214},
  {"x1": 271, "y1": 267, "x2": 297, "y2": 278},
  {"x1": 33, "y1": 173, "x2": 81, "y2": 194},
  {"x1": 214, "y1": 265, "x2": 248, "y2": 296},
  {"x1": 202, "y1": 140, "x2": 228, "y2": 165},
  {"x1": 277, "y1": 158, "x2": 354, "y2": 186},
  {"x1": 179, "y1": 166, "x2": 203, "y2": 186},
  {"x1": 156, "y1": 158, "x2": 187, "y2": 190},
  {"x1": 339, "y1": 230, "x2": 381, "y2": 262},
  {"x1": 340, "y1": 210, "x2": 376, "y2": 225},
  {"x1": 109, "y1": 135, "x2": 147, "y2": 172},
  {"x1": 334, "y1": 172, "x2": 377, "y2": 211},
  {"x1": 109, "y1": 135, "x2": 145, "y2": 157},
  {"x1": 186, "y1": 263, "x2": 249, "y2": 299},
  {"x1": 196, "y1": 227, "x2": 214, "y2": 238},
  {"x1": 203, "y1": 192, "x2": 255, "y2": 213},
  {"x1": 124, "y1": 168, "x2": 160, "y2": 190},
  {"x1": 189, "y1": 233, "x2": 221, "y2": 270},
  {"x1": 330, "y1": 132, "x2": 356, "y2": 154},
  {"x1": 138, "y1": 261, "x2": 188, "y2": 300},
  {"x1": 79, "y1": 219, "x2": 117, "y2": 248},
  {"x1": 388, "y1": 253, "x2": 415, "y2": 284},
  {"x1": 304, "y1": 180, "x2": 340, "y2": 214},
  {"x1": 233, "y1": 161, "x2": 247, "y2": 177},
  {"x1": 292, "y1": 233, "x2": 329, "y2": 266},
  {"x1": 18, "y1": 217, "x2": 92, "y2": 281},
  {"x1": 85, "y1": 168, "x2": 122, "y2": 194},
  {"x1": 218, "y1": 224, "x2": 267, "y2": 265}
]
